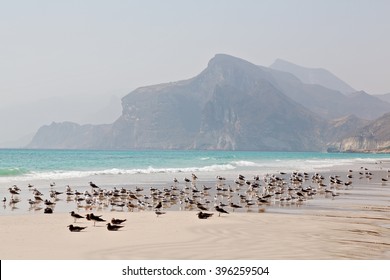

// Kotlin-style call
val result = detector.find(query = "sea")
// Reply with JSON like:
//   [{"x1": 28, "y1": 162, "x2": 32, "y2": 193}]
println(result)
[{"x1": 1, "y1": 149, "x2": 389, "y2": 215}]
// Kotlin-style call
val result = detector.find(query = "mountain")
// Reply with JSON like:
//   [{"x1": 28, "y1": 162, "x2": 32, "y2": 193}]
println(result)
[
  {"x1": 270, "y1": 58, "x2": 356, "y2": 94},
  {"x1": 28, "y1": 122, "x2": 111, "y2": 149},
  {"x1": 0, "y1": 93, "x2": 122, "y2": 148},
  {"x1": 324, "y1": 115, "x2": 370, "y2": 152},
  {"x1": 375, "y1": 93, "x2": 390, "y2": 104},
  {"x1": 28, "y1": 54, "x2": 327, "y2": 151},
  {"x1": 266, "y1": 64, "x2": 390, "y2": 120},
  {"x1": 335, "y1": 113, "x2": 390, "y2": 153},
  {"x1": 27, "y1": 54, "x2": 390, "y2": 151}
]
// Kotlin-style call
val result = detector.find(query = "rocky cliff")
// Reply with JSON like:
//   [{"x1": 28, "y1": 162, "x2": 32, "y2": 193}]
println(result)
[
  {"x1": 27, "y1": 54, "x2": 390, "y2": 152},
  {"x1": 101, "y1": 54, "x2": 327, "y2": 151},
  {"x1": 335, "y1": 113, "x2": 390, "y2": 153}
]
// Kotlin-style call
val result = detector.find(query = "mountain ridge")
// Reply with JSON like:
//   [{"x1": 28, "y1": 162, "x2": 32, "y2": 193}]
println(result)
[
  {"x1": 270, "y1": 58, "x2": 356, "y2": 94},
  {"x1": 27, "y1": 54, "x2": 390, "y2": 152}
]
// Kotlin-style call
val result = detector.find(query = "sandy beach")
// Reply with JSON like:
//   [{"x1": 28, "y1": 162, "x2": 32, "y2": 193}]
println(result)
[
  {"x1": 1, "y1": 162, "x2": 390, "y2": 260},
  {"x1": 1, "y1": 208, "x2": 390, "y2": 259}
]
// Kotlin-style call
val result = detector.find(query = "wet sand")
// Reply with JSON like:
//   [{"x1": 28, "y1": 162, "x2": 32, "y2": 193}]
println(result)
[
  {"x1": 1, "y1": 207, "x2": 389, "y2": 259},
  {"x1": 1, "y1": 163, "x2": 390, "y2": 259}
]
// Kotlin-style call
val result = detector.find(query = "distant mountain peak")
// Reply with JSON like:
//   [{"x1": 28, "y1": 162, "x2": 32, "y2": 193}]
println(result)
[
  {"x1": 270, "y1": 58, "x2": 356, "y2": 94},
  {"x1": 26, "y1": 54, "x2": 390, "y2": 152},
  {"x1": 207, "y1": 54, "x2": 258, "y2": 71}
]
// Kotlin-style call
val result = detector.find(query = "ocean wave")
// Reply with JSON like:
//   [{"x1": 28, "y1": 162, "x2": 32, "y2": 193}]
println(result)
[
  {"x1": 1, "y1": 155, "x2": 388, "y2": 183},
  {"x1": 231, "y1": 160, "x2": 263, "y2": 167},
  {"x1": 1, "y1": 163, "x2": 237, "y2": 182},
  {"x1": 0, "y1": 167, "x2": 28, "y2": 177}
]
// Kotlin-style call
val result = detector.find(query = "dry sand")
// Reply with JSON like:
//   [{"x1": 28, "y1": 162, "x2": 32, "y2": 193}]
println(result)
[{"x1": 1, "y1": 206, "x2": 389, "y2": 260}]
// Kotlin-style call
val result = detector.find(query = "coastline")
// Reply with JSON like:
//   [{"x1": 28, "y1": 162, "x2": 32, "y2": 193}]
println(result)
[{"x1": 1, "y1": 161, "x2": 390, "y2": 260}]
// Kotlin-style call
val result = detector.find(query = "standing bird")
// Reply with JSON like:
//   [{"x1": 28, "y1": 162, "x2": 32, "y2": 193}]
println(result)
[
  {"x1": 155, "y1": 201, "x2": 162, "y2": 211},
  {"x1": 8, "y1": 188, "x2": 20, "y2": 197},
  {"x1": 67, "y1": 224, "x2": 87, "y2": 232},
  {"x1": 89, "y1": 181, "x2": 99, "y2": 189},
  {"x1": 230, "y1": 202, "x2": 242, "y2": 212},
  {"x1": 70, "y1": 211, "x2": 85, "y2": 223},
  {"x1": 197, "y1": 202, "x2": 208, "y2": 211},
  {"x1": 215, "y1": 205, "x2": 229, "y2": 217},
  {"x1": 106, "y1": 223, "x2": 124, "y2": 231},
  {"x1": 184, "y1": 177, "x2": 191, "y2": 183},
  {"x1": 86, "y1": 213, "x2": 106, "y2": 226}
]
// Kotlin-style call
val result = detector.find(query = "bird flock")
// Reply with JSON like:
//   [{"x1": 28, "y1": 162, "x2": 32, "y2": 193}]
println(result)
[{"x1": 2, "y1": 166, "x2": 389, "y2": 232}]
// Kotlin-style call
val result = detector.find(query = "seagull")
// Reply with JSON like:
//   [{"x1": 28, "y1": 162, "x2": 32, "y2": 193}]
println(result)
[
  {"x1": 184, "y1": 177, "x2": 191, "y2": 183},
  {"x1": 89, "y1": 181, "x2": 99, "y2": 189},
  {"x1": 44, "y1": 207, "x2": 53, "y2": 214},
  {"x1": 155, "y1": 201, "x2": 162, "y2": 210},
  {"x1": 106, "y1": 223, "x2": 124, "y2": 231},
  {"x1": 197, "y1": 202, "x2": 208, "y2": 211},
  {"x1": 70, "y1": 211, "x2": 85, "y2": 223},
  {"x1": 111, "y1": 218, "x2": 126, "y2": 225},
  {"x1": 28, "y1": 199, "x2": 37, "y2": 207},
  {"x1": 8, "y1": 188, "x2": 20, "y2": 197},
  {"x1": 230, "y1": 202, "x2": 242, "y2": 211},
  {"x1": 44, "y1": 199, "x2": 55, "y2": 206},
  {"x1": 67, "y1": 224, "x2": 87, "y2": 232},
  {"x1": 197, "y1": 211, "x2": 214, "y2": 219},
  {"x1": 86, "y1": 213, "x2": 106, "y2": 226},
  {"x1": 155, "y1": 210, "x2": 166, "y2": 217},
  {"x1": 215, "y1": 205, "x2": 229, "y2": 216}
]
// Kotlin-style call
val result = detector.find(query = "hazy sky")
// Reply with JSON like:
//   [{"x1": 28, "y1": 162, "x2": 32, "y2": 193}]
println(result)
[{"x1": 1, "y1": 0, "x2": 390, "y2": 145}]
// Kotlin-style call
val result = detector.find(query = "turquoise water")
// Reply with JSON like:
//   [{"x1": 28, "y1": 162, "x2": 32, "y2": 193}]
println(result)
[
  {"x1": 1, "y1": 149, "x2": 389, "y2": 183},
  {"x1": 1, "y1": 149, "x2": 390, "y2": 215}
]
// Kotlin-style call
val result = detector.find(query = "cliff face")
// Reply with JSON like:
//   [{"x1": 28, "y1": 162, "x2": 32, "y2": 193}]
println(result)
[
  {"x1": 27, "y1": 122, "x2": 112, "y2": 149},
  {"x1": 28, "y1": 54, "x2": 327, "y2": 151},
  {"x1": 27, "y1": 54, "x2": 390, "y2": 151},
  {"x1": 336, "y1": 113, "x2": 390, "y2": 152},
  {"x1": 108, "y1": 54, "x2": 326, "y2": 151}
]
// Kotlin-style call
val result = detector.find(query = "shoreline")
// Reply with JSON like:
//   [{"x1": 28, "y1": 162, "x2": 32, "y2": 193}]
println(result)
[{"x1": 1, "y1": 161, "x2": 390, "y2": 259}]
